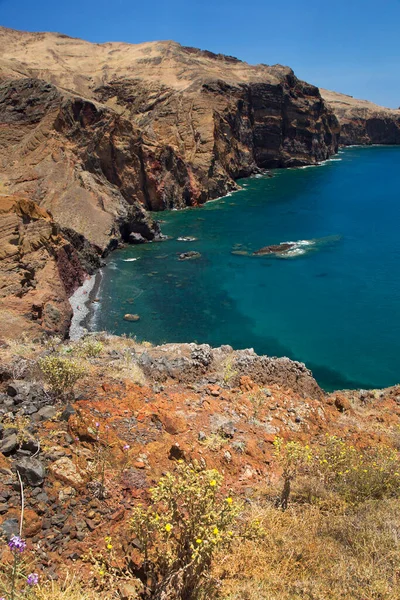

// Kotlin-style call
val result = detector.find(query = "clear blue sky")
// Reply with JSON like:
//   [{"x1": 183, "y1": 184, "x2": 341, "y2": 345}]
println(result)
[{"x1": 1, "y1": 0, "x2": 399, "y2": 108}]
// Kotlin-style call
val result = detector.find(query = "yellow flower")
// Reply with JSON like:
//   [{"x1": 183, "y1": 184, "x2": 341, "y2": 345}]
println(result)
[
  {"x1": 226, "y1": 497, "x2": 233, "y2": 504},
  {"x1": 213, "y1": 527, "x2": 219, "y2": 535},
  {"x1": 196, "y1": 538, "x2": 202, "y2": 544},
  {"x1": 106, "y1": 544, "x2": 113, "y2": 550},
  {"x1": 165, "y1": 523, "x2": 173, "y2": 532},
  {"x1": 99, "y1": 570, "x2": 105, "y2": 577},
  {"x1": 210, "y1": 480, "x2": 217, "y2": 487}
]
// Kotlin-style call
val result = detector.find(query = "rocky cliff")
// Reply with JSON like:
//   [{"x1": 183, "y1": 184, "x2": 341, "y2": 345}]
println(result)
[
  {"x1": 0, "y1": 193, "x2": 102, "y2": 339},
  {"x1": 0, "y1": 27, "x2": 398, "y2": 339},
  {"x1": 0, "y1": 28, "x2": 339, "y2": 235},
  {"x1": 321, "y1": 89, "x2": 400, "y2": 145}
]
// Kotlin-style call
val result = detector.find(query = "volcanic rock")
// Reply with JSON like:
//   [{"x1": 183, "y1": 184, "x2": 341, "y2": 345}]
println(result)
[
  {"x1": 321, "y1": 89, "x2": 400, "y2": 145},
  {"x1": 15, "y1": 457, "x2": 45, "y2": 486}
]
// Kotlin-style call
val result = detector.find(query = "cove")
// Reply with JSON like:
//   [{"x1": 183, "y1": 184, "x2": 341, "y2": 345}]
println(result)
[{"x1": 92, "y1": 146, "x2": 400, "y2": 391}]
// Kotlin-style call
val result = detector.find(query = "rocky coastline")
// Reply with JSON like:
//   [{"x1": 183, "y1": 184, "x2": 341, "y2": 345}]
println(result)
[{"x1": 0, "y1": 27, "x2": 399, "y2": 341}]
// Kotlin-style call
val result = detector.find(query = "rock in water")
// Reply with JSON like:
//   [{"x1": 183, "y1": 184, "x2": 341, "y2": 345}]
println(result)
[
  {"x1": 178, "y1": 251, "x2": 201, "y2": 261},
  {"x1": 124, "y1": 314, "x2": 140, "y2": 322},
  {"x1": 253, "y1": 243, "x2": 295, "y2": 256}
]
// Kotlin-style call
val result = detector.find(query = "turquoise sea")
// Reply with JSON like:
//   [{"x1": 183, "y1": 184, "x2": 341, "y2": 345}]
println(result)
[{"x1": 93, "y1": 146, "x2": 400, "y2": 391}]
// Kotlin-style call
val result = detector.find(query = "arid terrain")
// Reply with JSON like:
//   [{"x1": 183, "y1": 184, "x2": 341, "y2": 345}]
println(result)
[{"x1": 1, "y1": 335, "x2": 400, "y2": 599}]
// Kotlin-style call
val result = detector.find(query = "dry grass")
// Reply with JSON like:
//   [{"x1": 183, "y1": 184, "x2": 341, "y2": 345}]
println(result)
[
  {"x1": 35, "y1": 576, "x2": 117, "y2": 600},
  {"x1": 216, "y1": 498, "x2": 400, "y2": 600}
]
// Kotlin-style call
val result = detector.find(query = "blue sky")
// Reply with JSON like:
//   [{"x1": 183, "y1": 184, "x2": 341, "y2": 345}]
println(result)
[{"x1": 1, "y1": 0, "x2": 399, "y2": 108}]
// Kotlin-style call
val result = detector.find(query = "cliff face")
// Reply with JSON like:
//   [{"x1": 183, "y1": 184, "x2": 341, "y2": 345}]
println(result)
[
  {"x1": 321, "y1": 89, "x2": 400, "y2": 145},
  {"x1": 0, "y1": 28, "x2": 339, "y2": 222},
  {"x1": 0, "y1": 28, "x2": 397, "y2": 339},
  {"x1": 0, "y1": 194, "x2": 98, "y2": 339}
]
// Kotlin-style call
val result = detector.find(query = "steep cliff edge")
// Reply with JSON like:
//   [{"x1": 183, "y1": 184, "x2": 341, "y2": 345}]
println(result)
[
  {"x1": 321, "y1": 89, "x2": 400, "y2": 145},
  {"x1": 0, "y1": 27, "x2": 398, "y2": 340},
  {"x1": 0, "y1": 28, "x2": 339, "y2": 220},
  {"x1": 0, "y1": 194, "x2": 100, "y2": 339}
]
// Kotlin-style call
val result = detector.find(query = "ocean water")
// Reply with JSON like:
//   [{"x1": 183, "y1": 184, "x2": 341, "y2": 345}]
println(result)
[{"x1": 93, "y1": 146, "x2": 400, "y2": 391}]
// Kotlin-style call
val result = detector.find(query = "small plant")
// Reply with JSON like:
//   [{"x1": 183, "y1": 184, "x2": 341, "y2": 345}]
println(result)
[
  {"x1": 0, "y1": 472, "x2": 39, "y2": 600},
  {"x1": 129, "y1": 461, "x2": 240, "y2": 600},
  {"x1": 315, "y1": 435, "x2": 400, "y2": 503},
  {"x1": 248, "y1": 390, "x2": 267, "y2": 420},
  {"x1": 38, "y1": 356, "x2": 85, "y2": 395},
  {"x1": 76, "y1": 339, "x2": 104, "y2": 358},
  {"x1": 273, "y1": 437, "x2": 312, "y2": 510},
  {"x1": 222, "y1": 356, "x2": 238, "y2": 386}
]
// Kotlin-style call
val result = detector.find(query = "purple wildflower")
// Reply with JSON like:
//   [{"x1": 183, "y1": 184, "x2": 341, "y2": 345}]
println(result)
[
  {"x1": 95, "y1": 422, "x2": 100, "y2": 428},
  {"x1": 123, "y1": 444, "x2": 130, "y2": 451},
  {"x1": 8, "y1": 535, "x2": 27, "y2": 553},
  {"x1": 27, "y1": 573, "x2": 39, "y2": 586}
]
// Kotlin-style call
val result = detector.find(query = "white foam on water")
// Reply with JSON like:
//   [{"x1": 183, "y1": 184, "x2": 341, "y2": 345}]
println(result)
[
  {"x1": 69, "y1": 275, "x2": 96, "y2": 340},
  {"x1": 123, "y1": 258, "x2": 139, "y2": 262}
]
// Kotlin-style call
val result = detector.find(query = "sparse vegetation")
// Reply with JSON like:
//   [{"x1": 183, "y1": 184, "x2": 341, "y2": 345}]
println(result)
[
  {"x1": 38, "y1": 355, "x2": 85, "y2": 395},
  {"x1": 128, "y1": 462, "x2": 241, "y2": 600}
]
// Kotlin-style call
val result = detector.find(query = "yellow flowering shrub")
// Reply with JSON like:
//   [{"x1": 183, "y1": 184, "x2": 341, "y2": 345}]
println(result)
[
  {"x1": 130, "y1": 461, "x2": 241, "y2": 599},
  {"x1": 273, "y1": 437, "x2": 313, "y2": 509},
  {"x1": 315, "y1": 435, "x2": 400, "y2": 503},
  {"x1": 38, "y1": 355, "x2": 85, "y2": 395},
  {"x1": 75, "y1": 339, "x2": 104, "y2": 358}
]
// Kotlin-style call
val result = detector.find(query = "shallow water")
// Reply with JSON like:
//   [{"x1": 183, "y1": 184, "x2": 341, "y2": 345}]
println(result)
[{"x1": 93, "y1": 146, "x2": 400, "y2": 391}]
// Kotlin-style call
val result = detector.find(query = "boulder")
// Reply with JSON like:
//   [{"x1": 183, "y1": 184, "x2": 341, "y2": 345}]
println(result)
[
  {"x1": 49, "y1": 457, "x2": 84, "y2": 488},
  {"x1": 15, "y1": 457, "x2": 45, "y2": 486},
  {"x1": 0, "y1": 433, "x2": 18, "y2": 455},
  {"x1": 124, "y1": 314, "x2": 140, "y2": 322},
  {"x1": 178, "y1": 251, "x2": 201, "y2": 261}
]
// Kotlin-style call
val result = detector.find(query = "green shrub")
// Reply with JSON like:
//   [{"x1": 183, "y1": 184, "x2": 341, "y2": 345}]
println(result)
[
  {"x1": 130, "y1": 462, "x2": 240, "y2": 600},
  {"x1": 39, "y1": 355, "x2": 85, "y2": 395}
]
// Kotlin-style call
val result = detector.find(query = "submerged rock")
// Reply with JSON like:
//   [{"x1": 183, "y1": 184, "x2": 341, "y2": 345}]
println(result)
[
  {"x1": 178, "y1": 251, "x2": 201, "y2": 261},
  {"x1": 253, "y1": 243, "x2": 295, "y2": 256}
]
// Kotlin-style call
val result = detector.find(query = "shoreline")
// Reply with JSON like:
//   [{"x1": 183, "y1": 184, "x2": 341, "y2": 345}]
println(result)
[
  {"x1": 67, "y1": 144, "x2": 395, "y2": 340},
  {"x1": 65, "y1": 148, "x2": 347, "y2": 339},
  {"x1": 69, "y1": 269, "x2": 103, "y2": 340}
]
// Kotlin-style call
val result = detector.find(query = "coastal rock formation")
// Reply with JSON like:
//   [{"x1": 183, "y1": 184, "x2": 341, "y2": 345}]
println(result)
[
  {"x1": 0, "y1": 28, "x2": 339, "y2": 224},
  {"x1": 321, "y1": 89, "x2": 400, "y2": 145},
  {"x1": 0, "y1": 28, "x2": 398, "y2": 339},
  {"x1": 0, "y1": 194, "x2": 93, "y2": 339}
]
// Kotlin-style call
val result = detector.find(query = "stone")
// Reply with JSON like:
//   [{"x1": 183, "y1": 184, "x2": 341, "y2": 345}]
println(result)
[
  {"x1": 37, "y1": 406, "x2": 57, "y2": 420},
  {"x1": 60, "y1": 404, "x2": 76, "y2": 421},
  {"x1": 49, "y1": 457, "x2": 84, "y2": 488},
  {"x1": 334, "y1": 394, "x2": 352, "y2": 413},
  {"x1": 21, "y1": 438, "x2": 40, "y2": 454},
  {"x1": 0, "y1": 433, "x2": 18, "y2": 455},
  {"x1": 0, "y1": 518, "x2": 19, "y2": 540},
  {"x1": 178, "y1": 251, "x2": 201, "y2": 261},
  {"x1": 123, "y1": 314, "x2": 140, "y2": 322},
  {"x1": 129, "y1": 232, "x2": 147, "y2": 244},
  {"x1": 15, "y1": 457, "x2": 45, "y2": 486}
]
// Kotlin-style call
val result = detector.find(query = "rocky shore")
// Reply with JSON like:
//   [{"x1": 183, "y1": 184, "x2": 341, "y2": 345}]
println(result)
[{"x1": 0, "y1": 27, "x2": 399, "y2": 340}]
